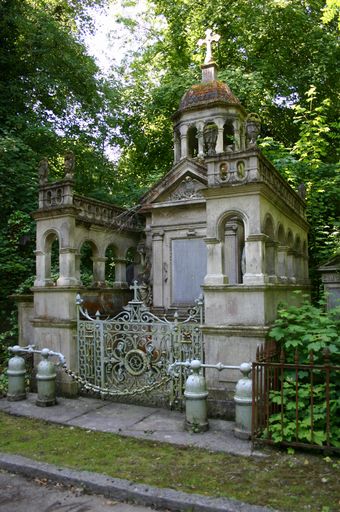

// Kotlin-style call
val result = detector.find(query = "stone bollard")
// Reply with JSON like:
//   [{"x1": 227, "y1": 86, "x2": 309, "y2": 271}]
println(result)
[
  {"x1": 36, "y1": 348, "x2": 57, "y2": 407},
  {"x1": 234, "y1": 362, "x2": 252, "y2": 439},
  {"x1": 7, "y1": 347, "x2": 26, "y2": 401},
  {"x1": 184, "y1": 360, "x2": 209, "y2": 432}
]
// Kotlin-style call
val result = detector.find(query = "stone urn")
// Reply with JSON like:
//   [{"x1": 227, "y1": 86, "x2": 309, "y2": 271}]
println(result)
[{"x1": 246, "y1": 113, "x2": 261, "y2": 146}]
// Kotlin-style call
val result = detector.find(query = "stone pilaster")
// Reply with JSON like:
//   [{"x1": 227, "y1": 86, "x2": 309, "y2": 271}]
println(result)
[
  {"x1": 152, "y1": 231, "x2": 164, "y2": 307},
  {"x1": 92, "y1": 256, "x2": 107, "y2": 286},
  {"x1": 204, "y1": 237, "x2": 228, "y2": 285},
  {"x1": 242, "y1": 234, "x2": 267, "y2": 285},
  {"x1": 57, "y1": 247, "x2": 79, "y2": 286},
  {"x1": 277, "y1": 245, "x2": 289, "y2": 283},
  {"x1": 114, "y1": 258, "x2": 128, "y2": 287}
]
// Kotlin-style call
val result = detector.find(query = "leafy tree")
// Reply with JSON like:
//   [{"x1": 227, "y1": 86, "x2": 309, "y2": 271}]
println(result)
[
  {"x1": 0, "y1": 0, "x2": 121, "y2": 335},
  {"x1": 112, "y1": 0, "x2": 339, "y2": 195}
]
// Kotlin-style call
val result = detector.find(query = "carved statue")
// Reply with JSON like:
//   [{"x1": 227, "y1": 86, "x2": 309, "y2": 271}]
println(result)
[
  {"x1": 38, "y1": 157, "x2": 49, "y2": 186},
  {"x1": 137, "y1": 241, "x2": 153, "y2": 306},
  {"x1": 64, "y1": 151, "x2": 75, "y2": 179}
]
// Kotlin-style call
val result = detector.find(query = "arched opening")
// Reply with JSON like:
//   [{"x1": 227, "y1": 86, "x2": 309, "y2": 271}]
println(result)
[
  {"x1": 223, "y1": 120, "x2": 234, "y2": 152},
  {"x1": 277, "y1": 224, "x2": 286, "y2": 246},
  {"x1": 294, "y1": 235, "x2": 302, "y2": 282},
  {"x1": 79, "y1": 240, "x2": 97, "y2": 287},
  {"x1": 223, "y1": 216, "x2": 245, "y2": 284},
  {"x1": 263, "y1": 215, "x2": 276, "y2": 278},
  {"x1": 44, "y1": 231, "x2": 60, "y2": 284},
  {"x1": 105, "y1": 244, "x2": 117, "y2": 286},
  {"x1": 277, "y1": 224, "x2": 287, "y2": 281},
  {"x1": 287, "y1": 230, "x2": 294, "y2": 249},
  {"x1": 286, "y1": 230, "x2": 294, "y2": 281},
  {"x1": 187, "y1": 125, "x2": 198, "y2": 158},
  {"x1": 174, "y1": 129, "x2": 181, "y2": 162}
]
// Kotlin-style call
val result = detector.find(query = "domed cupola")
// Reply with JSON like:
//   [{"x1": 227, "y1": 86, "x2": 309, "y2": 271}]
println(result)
[
  {"x1": 179, "y1": 81, "x2": 242, "y2": 113},
  {"x1": 173, "y1": 30, "x2": 251, "y2": 162}
]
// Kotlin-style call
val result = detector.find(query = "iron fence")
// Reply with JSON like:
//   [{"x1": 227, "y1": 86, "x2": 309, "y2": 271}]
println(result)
[{"x1": 252, "y1": 343, "x2": 340, "y2": 452}]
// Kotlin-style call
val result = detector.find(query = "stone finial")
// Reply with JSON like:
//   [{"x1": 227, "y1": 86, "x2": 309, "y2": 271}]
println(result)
[
  {"x1": 198, "y1": 29, "x2": 220, "y2": 64},
  {"x1": 64, "y1": 151, "x2": 75, "y2": 179},
  {"x1": 38, "y1": 157, "x2": 49, "y2": 186}
]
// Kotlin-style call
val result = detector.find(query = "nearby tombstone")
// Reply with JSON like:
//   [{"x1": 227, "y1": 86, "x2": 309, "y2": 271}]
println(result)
[{"x1": 319, "y1": 255, "x2": 340, "y2": 310}]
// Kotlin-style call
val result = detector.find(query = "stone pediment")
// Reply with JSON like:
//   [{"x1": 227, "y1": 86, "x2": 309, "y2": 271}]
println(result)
[
  {"x1": 140, "y1": 158, "x2": 207, "y2": 207},
  {"x1": 319, "y1": 254, "x2": 340, "y2": 272}
]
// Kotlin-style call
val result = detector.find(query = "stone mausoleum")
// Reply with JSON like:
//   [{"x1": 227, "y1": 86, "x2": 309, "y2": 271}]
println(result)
[{"x1": 17, "y1": 31, "x2": 309, "y2": 411}]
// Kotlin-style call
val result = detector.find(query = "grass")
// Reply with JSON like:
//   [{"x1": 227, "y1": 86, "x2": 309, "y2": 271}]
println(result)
[{"x1": 0, "y1": 411, "x2": 339, "y2": 511}]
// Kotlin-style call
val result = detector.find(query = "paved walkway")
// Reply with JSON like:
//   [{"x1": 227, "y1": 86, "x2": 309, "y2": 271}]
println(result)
[
  {"x1": 0, "y1": 394, "x2": 270, "y2": 512},
  {"x1": 0, "y1": 393, "x2": 258, "y2": 456}
]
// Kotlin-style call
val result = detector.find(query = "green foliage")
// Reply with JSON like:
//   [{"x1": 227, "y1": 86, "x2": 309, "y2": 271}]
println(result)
[
  {"x1": 267, "y1": 297, "x2": 340, "y2": 447},
  {"x1": 0, "y1": 212, "x2": 36, "y2": 332},
  {"x1": 259, "y1": 87, "x2": 340, "y2": 298},
  {"x1": 269, "y1": 296, "x2": 340, "y2": 363},
  {"x1": 0, "y1": 0, "x2": 127, "y2": 336}
]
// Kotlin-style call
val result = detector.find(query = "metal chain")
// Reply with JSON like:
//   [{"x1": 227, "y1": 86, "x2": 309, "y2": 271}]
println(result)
[{"x1": 62, "y1": 365, "x2": 171, "y2": 397}]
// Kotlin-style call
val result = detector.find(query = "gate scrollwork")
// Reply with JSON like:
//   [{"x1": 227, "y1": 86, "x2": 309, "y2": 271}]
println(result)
[{"x1": 76, "y1": 282, "x2": 204, "y2": 407}]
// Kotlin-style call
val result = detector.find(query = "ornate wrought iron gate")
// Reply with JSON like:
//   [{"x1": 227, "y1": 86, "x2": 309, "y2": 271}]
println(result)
[{"x1": 76, "y1": 283, "x2": 204, "y2": 407}]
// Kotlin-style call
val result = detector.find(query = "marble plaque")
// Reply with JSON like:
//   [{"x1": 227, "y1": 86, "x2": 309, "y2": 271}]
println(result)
[{"x1": 172, "y1": 238, "x2": 207, "y2": 304}]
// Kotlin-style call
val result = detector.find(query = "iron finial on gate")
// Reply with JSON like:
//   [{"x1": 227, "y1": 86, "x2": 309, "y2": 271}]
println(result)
[{"x1": 130, "y1": 280, "x2": 142, "y2": 302}]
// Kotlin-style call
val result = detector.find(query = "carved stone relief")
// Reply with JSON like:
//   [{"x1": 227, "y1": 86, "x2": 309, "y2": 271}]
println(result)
[{"x1": 169, "y1": 176, "x2": 205, "y2": 201}]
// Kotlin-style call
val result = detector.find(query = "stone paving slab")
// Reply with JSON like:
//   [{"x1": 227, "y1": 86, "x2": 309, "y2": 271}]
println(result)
[{"x1": 0, "y1": 394, "x2": 260, "y2": 457}]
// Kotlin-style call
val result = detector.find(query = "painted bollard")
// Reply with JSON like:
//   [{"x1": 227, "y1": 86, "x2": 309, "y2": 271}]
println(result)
[
  {"x1": 36, "y1": 348, "x2": 57, "y2": 407},
  {"x1": 184, "y1": 359, "x2": 209, "y2": 432},
  {"x1": 7, "y1": 348, "x2": 26, "y2": 401},
  {"x1": 234, "y1": 362, "x2": 252, "y2": 439}
]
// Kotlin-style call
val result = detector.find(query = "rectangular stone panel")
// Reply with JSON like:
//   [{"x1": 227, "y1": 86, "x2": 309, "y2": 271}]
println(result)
[{"x1": 172, "y1": 238, "x2": 207, "y2": 304}]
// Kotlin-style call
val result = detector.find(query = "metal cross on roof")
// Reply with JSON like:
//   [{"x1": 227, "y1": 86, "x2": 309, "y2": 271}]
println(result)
[{"x1": 198, "y1": 29, "x2": 220, "y2": 64}]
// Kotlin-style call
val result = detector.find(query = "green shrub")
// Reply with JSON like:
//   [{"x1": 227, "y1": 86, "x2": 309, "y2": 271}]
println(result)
[{"x1": 266, "y1": 295, "x2": 340, "y2": 447}]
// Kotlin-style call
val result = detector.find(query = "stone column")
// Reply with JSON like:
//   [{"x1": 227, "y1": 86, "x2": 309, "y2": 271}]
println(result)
[
  {"x1": 152, "y1": 231, "x2": 164, "y2": 307},
  {"x1": 277, "y1": 246, "x2": 288, "y2": 283},
  {"x1": 204, "y1": 237, "x2": 227, "y2": 285},
  {"x1": 180, "y1": 125, "x2": 188, "y2": 159},
  {"x1": 233, "y1": 119, "x2": 241, "y2": 151},
  {"x1": 242, "y1": 234, "x2": 267, "y2": 285},
  {"x1": 75, "y1": 253, "x2": 81, "y2": 283},
  {"x1": 114, "y1": 258, "x2": 128, "y2": 288},
  {"x1": 215, "y1": 119, "x2": 225, "y2": 154},
  {"x1": 224, "y1": 222, "x2": 239, "y2": 284},
  {"x1": 57, "y1": 247, "x2": 78, "y2": 286},
  {"x1": 197, "y1": 122, "x2": 205, "y2": 157},
  {"x1": 92, "y1": 256, "x2": 107, "y2": 287},
  {"x1": 265, "y1": 240, "x2": 278, "y2": 283}
]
